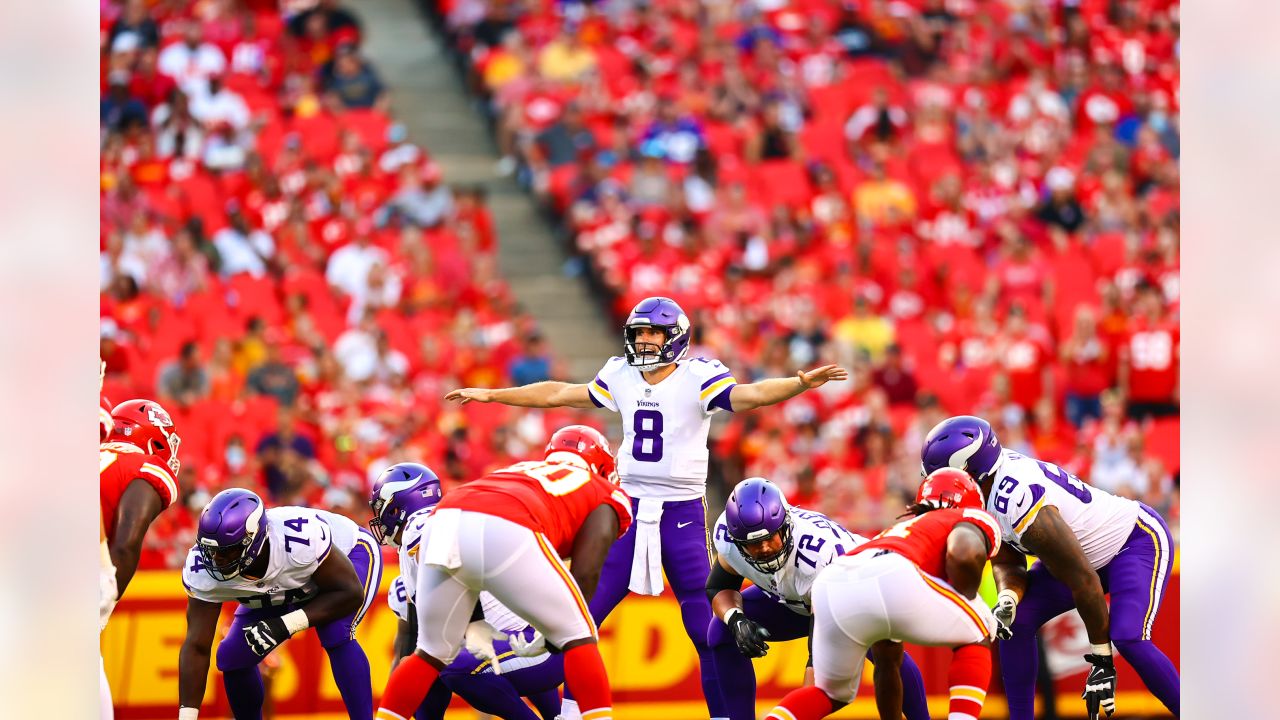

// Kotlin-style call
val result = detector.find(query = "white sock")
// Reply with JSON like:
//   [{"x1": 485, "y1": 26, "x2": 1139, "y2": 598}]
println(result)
[{"x1": 559, "y1": 698, "x2": 581, "y2": 720}]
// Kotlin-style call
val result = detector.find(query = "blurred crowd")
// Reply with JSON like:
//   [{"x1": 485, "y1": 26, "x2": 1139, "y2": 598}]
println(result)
[
  {"x1": 429, "y1": 0, "x2": 1180, "y2": 536},
  {"x1": 100, "y1": 0, "x2": 600, "y2": 569},
  {"x1": 100, "y1": 0, "x2": 1180, "y2": 568}
]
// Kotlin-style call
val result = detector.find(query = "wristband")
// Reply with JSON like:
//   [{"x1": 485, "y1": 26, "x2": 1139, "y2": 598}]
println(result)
[
  {"x1": 1091, "y1": 642, "x2": 1113, "y2": 656},
  {"x1": 282, "y1": 609, "x2": 310, "y2": 636},
  {"x1": 997, "y1": 589, "x2": 1020, "y2": 605},
  {"x1": 723, "y1": 607, "x2": 743, "y2": 624},
  {"x1": 179, "y1": 707, "x2": 199, "y2": 720}
]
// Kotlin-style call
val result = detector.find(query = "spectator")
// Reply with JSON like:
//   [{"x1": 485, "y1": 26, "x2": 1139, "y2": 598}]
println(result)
[
  {"x1": 508, "y1": 333, "x2": 552, "y2": 386},
  {"x1": 536, "y1": 25, "x2": 598, "y2": 82},
  {"x1": 156, "y1": 341, "x2": 210, "y2": 408},
  {"x1": 833, "y1": 296, "x2": 895, "y2": 364},
  {"x1": 212, "y1": 202, "x2": 275, "y2": 277},
  {"x1": 640, "y1": 102, "x2": 706, "y2": 164},
  {"x1": 255, "y1": 409, "x2": 317, "y2": 501},
  {"x1": 334, "y1": 309, "x2": 381, "y2": 382},
  {"x1": 1036, "y1": 166, "x2": 1085, "y2": 233},
  {"x1": 844, "y1": 87, "x2": 909, "y2": 145},
  {"x1": 378, "y1": 123, "x2": 422, "y2": 174},
  {"x1": 629, "y1": 143, "x2": 673, "y2": 208},
  {"x1": 325, "y1": 221, "x2": 389, "y2": 298},
  {"x1": 322, "y1": 42, "x2": 389, "y2": 111},
  {"x1": 152, "y1": 90, "x2": 205, "y2": 161},
  {"x1": 873, "y1": 344, "x2": 919, "y2": 406},
  {"x1": 1060, "y1": 305, "x2": 1111, "y2": 428},
  {"x1": 247, "y1": 341, "x2": 301, "y2": 407},
  {"x1": 535, "y1": 103, "x2": 597, "y2": 169},
  {"x1": 745, "y1": 101, "x2": 801, "y2": 163},
  {"x1": 381, "y1": 161, "x2": 453, "y2": 228},
  {"x1": 101, "y1": 72, "x2": 148, "y2": 132},
  {"x1": 287, "y1": 0, "x2": 361, "y2": 39},
  {"x1": 108, "y1": 0, "x2": 160, "y2": 50},
  {"x1": 1119, "y1": 281, "x2": 1179, "y2": 419},
  {"x1": 156, "y1": 20, "x2": 227, "y2": 98},
  {"x1": 853, "y1": 161, "x2": 917, "y2": 227},
  {"x1": 189, "y1": 75, "x2": 251, "y2": 131},
  {"x1": 370, "y1": 331, "x2": 410, "y2": 384}
]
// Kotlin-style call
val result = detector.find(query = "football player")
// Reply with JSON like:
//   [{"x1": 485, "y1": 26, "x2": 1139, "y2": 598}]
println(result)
[
  {"x1": 706, "y1": 478, "x2": 931, "y2": 720},
  {"x1": 767, "y1": 469, "x2": 1001, "y2": 720},
  {"x1": 101, "y1": 399, "x2": 182, "y2": 604},
  {"x1": 177, "y1": 489, "x2": 383, "y2": 720},
  {"x1": 922, "y1": 415, "x2": 1179, "y2": 719},
  {"x1": 375, "y1": 425, "x2": 632, "y2": 720},
  {"x1": 446, "y1": 296, "x2": 846, "y2": 719},
  {"x1": 369, "y1": 462, "x2": 564, "y2": 720}
]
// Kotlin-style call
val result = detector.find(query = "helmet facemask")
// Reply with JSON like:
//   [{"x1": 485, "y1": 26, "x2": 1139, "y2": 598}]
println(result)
[
  {"x1": 731, "y1": 513, "x2": 794, "y2": 574},
  {"x1": 623, "y1": 321, "x2": 689, "y2": 370}
]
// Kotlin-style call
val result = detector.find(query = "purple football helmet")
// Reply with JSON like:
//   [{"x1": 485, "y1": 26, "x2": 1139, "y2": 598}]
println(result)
[
  {"x1": 724, "y1": 477, "x2": 793, "y2": 573},
  {"x1": 196, "y1": 488, "x2": 268, "y2": 581},
  {"x1": 920, "y1": 415, "x2": 1004, "y2": 479},
  {"x1": 623, "y1": 296, "x2": 691, "y2": 370},
  {"x1": 369, "y1": 462, "x2": 442, "y2": 547}
]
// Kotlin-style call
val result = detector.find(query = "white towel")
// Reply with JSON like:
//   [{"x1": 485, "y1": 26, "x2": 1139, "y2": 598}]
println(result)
[
  {"x1": 628, "y1": 498, "x2": 665, "y2": 595},
  {"x1": 421, "y1": 508, "x2": 463, "y2": 569}
]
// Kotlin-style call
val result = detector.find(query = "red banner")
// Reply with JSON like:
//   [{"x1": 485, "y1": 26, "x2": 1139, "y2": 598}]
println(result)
[{"x1": 105, "y1": 565, "x2": 1177, "y2": 719}]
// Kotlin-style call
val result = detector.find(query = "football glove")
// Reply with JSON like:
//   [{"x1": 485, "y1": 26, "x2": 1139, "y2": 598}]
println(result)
[
  {"x1": 509, "y1": 630, "x2": 548, "y2": 658},
  {"x1": 993, "y1": 590, "x2": 1018, "y2": 641},
  {"x1": 245, "y1": 617, "x2": 291, "y2": 657},
  {"x1": 464, "y1": 620, "x2": 502, "y2": 675},
  {"x1": 1082, "y1": 652, "x2": 1117, "y2": 719},
  {"x1": 99, "y1": 567, "x2": 118, "y2": 634},
  {"x1": 727, "y1": 610, "x2": 771, "y2": 658}
]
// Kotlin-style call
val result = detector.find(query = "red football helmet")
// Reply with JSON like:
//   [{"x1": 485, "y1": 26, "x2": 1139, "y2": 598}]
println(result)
[
  {"x1": 916, "y1": 467, "x2": 984, "y2": 510},
  {"x1": 109, "y1": 399, "x2": 182, "y2": 475},
  {"x1": 545, "y1": 425, "x2": 615, "y2": 480}
]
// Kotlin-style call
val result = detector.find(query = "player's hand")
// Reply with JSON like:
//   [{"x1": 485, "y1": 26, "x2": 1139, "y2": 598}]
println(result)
[
  {"x1": 445, "y1": 388, "x2": 494, "y2": 405},
  {"x1": 509, "y1": 630, "x2": 547, "y2": 658},
  {"x1": 245, "y1": 617, "x2": 291, "y2": 657},
  {"x1": 1082, "y1": 652, "x2": 1117, "y2": 719},
  {"x1": 464, "y1": 620, "x2": 503, "y2": 675},
  {"x1": 728, "y1": 612, "x2": 771, "y2": 658},
  {"x1": 797, "y1": 364, "x2": 848, "y2": 389},
  {"x1": 100, "y1": 568, "x2": 118, "y2": 633},
  {"x1": 993, "y1": 592, "x2": 1017, "y2": 641}
]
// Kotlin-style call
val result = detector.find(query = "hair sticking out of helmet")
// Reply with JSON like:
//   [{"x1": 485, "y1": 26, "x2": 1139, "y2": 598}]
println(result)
[
  {"x1": 623, "y1": 296, "x2": 692, "y2": 371},
  {"x1": 724, "y1": 477, "x2": 794, "y2": 573},
  {"x1": 368, "y1": 462, "x2": 442, "y2": 547},
  {"x1": 908, "y1": 467, "x2": 985, "y2": 516},
  {"x1": 109, "y1": 399, "x2": 182, "y2": 475},
  {"x1": 196, "y1": 488, "x2": 268, "y2": 581},
  {"x1": 545, "y1": 425, "x2": 615, "y2": 479}
]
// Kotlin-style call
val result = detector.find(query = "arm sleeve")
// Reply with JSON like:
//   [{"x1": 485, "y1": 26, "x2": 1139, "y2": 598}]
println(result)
[
  {"x1": 135, "y1": 457, "x2": 178, "y2": 508},
  {"x1": 587, "y1": 358, "x2": 621, "y2": 412},
  {"x1": 692, "y1": 358, "x2": 738, "y2": 415},
  {"x1": 605, "y1": 488, "x2": 634, "y2": 537},
  {"x1": 388, "y1": 576, "x2": 409, "y2": 622},
  {"x1": 705, "y1": 560, "x2": 745, "y2": 604}
]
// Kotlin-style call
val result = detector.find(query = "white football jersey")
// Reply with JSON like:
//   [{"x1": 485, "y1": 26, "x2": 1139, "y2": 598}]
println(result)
[
  {"x1": 588, "y1": 356, "x2": 738, "y2": 500},
  {"x1": 397, "y1": 509, "x2": 528, "y2": 633},
  {"x1": 713, "y1": 507, "x2": 865, "y2": 615},
  {"x1": 183, "y1": 507, "x2": 362, "y2": 607},
  {"x1": 986, "y1": 449, "x2": 1140, "y2": 569}
]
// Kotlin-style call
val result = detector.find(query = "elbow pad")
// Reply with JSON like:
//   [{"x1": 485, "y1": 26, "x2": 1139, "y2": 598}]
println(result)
[{"x1": 705, "y1": 561, "x2": 745, "y2": 604}]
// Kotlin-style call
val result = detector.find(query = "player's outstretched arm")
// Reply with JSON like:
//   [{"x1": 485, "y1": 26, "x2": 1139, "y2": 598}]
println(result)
[
  {"x1": 568, "y1": 504, "x2": 621, "y2": 604},
  {"x1": 728, "y1": 364, "x2": 848, "y2": 411},
  {"x1": 178, "y1": 596, "x2": 223, "y2": 714},
  {"x1": 1019, "y1": 507, "x2": 1110, "y2": 645},
  {"x1": 870, "y1": 639, "x2": 905, "y2": 720},
  {"x1": 445, "y1": 381, "x2": 595, "y2": 409},
  {"x1": 110, "y1": 479, "x2": 165, "y2": 596}
]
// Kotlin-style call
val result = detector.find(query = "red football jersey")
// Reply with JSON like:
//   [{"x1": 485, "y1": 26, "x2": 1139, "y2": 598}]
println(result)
[
  {"x1": 438, "y1": 459, "x2": 633, "y2": 557},
  {"x1": 100, "y1": 443, "x2": 179, "y2": 541},
  {"x1": 851, "y1": 508, "x2": 1001, "y2": 583}
]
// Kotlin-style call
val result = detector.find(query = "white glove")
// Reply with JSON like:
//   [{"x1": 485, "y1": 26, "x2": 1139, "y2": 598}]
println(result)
[
  {"x1": 464, "y1": 620, "x2": 503, "y2": 675},
  {"x1": 993, "y1": 589, "x2": 1018, "y2": 641},
  {"x1": 509, "y1": 630, "x2": 547, "y2": 658},
  {"x1": 99, "y1": 565, "x2": 118, "y2": 634}
]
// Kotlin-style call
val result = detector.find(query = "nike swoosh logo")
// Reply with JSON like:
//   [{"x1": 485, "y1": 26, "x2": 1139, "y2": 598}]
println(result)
[{"x1": 677, "y1": 521, "x2": 693, "y2": 529}]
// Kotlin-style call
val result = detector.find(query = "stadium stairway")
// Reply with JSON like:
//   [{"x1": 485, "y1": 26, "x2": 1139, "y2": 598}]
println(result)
[{"x1": 360, "y1": 0, "x2": 618, "y2": 381}]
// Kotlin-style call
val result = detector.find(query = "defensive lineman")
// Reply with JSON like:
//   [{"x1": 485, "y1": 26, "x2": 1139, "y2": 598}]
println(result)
[
  {"x1": 921, "y1": 415, "x2": 1179, "y2": 719},
  {"x1": 178, "y1": 489, "x2": 383, "y2": 720},
  {"x1": 369, "y1": 462, "x2": 564, "y2": 720},
  {"x1": 447, "y1": 296, "x2": 846, "y2": 718},
  {"x1": 706, "y1": 478, "x2": 932, "y2": 720}
]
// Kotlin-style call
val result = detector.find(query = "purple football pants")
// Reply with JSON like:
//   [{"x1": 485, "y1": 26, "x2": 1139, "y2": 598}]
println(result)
[
  {"x1": 216, "y1": 531, "x2": 383, "y2": 720},
  {"x1": 565, "y1": 496, "x2": 730, "y2": 717},
  {"x1": 1000, "y1": 503, "x2": 1179, "y2": 718},
  {"x1": 707, "y1": 585, "x2": 933, "y2": 720},
  {"x1": 414, "y1": 626, "x2": 564, "y2": 720}
]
